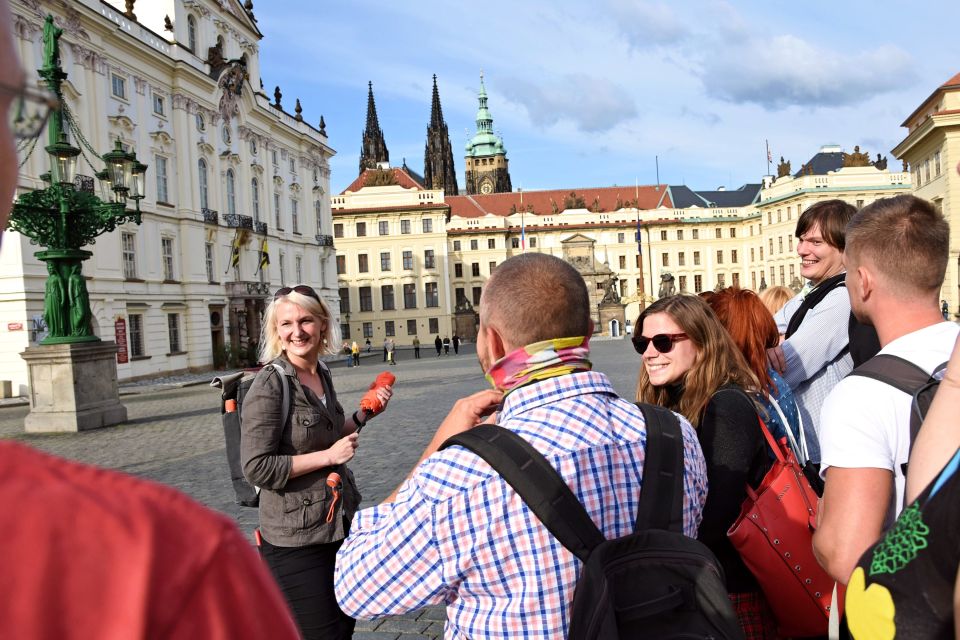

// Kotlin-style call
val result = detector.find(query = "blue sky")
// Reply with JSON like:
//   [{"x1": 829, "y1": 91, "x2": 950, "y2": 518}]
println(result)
[{"x1": 253, "y1": 0, "x2": 959, "y2": 195}]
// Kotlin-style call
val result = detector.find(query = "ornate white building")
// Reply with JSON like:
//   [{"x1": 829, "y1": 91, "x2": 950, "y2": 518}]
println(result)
[{"x1": 1, "y1": 0, "x2": 337, "y2": 394}]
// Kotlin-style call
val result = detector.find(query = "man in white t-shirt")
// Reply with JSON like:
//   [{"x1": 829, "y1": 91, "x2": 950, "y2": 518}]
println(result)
[{"x1": 813, "y1": 194, "x2": 956, "y2": 584}]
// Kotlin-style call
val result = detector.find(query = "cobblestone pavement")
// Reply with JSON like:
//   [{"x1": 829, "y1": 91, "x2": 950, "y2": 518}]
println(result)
[{"x1": 0, "y1": 337, "x2": 640, "y2": 639}]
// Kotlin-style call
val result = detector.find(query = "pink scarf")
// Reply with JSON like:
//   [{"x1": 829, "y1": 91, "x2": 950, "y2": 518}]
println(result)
[{"x1": 485, "y1": 336, "x2": 592, "y2": 395}]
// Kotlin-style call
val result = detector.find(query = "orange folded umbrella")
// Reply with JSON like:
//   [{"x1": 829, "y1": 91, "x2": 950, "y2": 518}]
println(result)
[{"x1": 360, "y1": 371, "x2": 395, "y2": 414}]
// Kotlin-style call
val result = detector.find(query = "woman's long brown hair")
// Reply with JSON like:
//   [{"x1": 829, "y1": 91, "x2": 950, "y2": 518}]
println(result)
[{"x1": 635, "y1": 295, "x2": 760, "y2": 427}]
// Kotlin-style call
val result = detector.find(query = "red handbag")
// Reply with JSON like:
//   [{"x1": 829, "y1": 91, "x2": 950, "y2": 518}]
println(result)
[{"x1": 727, "y1": 414, "x2": 843, "y2": 638}]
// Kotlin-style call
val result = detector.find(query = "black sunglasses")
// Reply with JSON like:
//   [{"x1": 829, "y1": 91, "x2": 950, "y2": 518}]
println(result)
[
  {"x1": 632, "y1": 332, "x2": 689, "y2": 355},
  {"x1": 274, "y1": 285, "x2": 320, "y2": 303}
]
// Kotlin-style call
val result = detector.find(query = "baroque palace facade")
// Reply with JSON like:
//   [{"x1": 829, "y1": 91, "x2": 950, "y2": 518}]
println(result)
[
  {"x1": 334, "y1": 78, "x2": 911, "y2": 344},
  {"x1": 335, "y1": 156, "x2": 910, "y2": 345},
  {"x1": 1, "y1": 0, "x2": 337, "y2": 394}
]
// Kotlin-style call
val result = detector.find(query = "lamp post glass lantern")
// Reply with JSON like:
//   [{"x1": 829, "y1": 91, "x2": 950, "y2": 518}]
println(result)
[{"x1": 6, "y1": 15, "x2": 146, "y2": 344}]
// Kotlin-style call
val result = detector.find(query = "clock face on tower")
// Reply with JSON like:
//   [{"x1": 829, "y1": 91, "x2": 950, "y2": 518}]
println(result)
[{"x1": 480, "y1": 181, "x2": 493, "y2": 194}]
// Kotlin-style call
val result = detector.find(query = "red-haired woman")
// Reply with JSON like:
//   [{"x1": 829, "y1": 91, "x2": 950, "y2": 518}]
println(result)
[{"x1": 708, "y1": 287, "x2": 805, "y2": 460}]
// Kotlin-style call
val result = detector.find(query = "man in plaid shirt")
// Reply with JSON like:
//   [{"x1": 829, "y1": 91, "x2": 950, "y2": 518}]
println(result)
[{"x1": 335, "y1": 254, "x2": 708, "y2": 638}]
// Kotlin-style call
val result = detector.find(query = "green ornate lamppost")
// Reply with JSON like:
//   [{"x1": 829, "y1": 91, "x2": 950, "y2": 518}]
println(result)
[{"x1": 7, "y1": 15, "x2": 146, "y2": 344}]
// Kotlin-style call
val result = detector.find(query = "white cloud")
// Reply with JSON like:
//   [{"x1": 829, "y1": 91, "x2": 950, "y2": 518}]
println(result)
[
  {"x1": 696, "y1": 35, "x2": 915, "y2": 109},
  {"x1": 608, "y1": 0, "x2": 689, "y2": 47},
  {"x1": 500, "y1": 74, "x2": 638, "y2": 133}
]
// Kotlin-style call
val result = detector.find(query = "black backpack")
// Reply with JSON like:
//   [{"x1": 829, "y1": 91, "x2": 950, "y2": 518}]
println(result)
[
  {"x1": 211, "y1": 363, "x2": 293, "y2": 507},
  {"x1": 848, "y1": 354, "x2": 947, "y2": 480},
  {"x1": 441, "y1": 404, "x2": 743, "y2": 640},
  {"x1": 784, "y1": 272, "x2": 881, "y2": 367}
]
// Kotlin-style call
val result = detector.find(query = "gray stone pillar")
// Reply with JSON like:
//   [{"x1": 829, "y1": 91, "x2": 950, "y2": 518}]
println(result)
[{"x1": 20, "y1": 341, "x2": 127, "y2": 432}]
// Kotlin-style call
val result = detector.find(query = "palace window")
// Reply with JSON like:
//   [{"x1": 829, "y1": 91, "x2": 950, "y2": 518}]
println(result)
[
  {"x1": 161, "y1": 237, "x2": 175, "y2": 281},
  {"x1": 225, "y1": 168, "x2": 236, "y2": 216},
  {"x1": 111, "y1": 74, "x2": 126, "y2": 100},
  {"x1": 380, "y1": 251, "x2": 391, "y2": 271},
  {"x1": 359, "y1": 287, "x2": 372, "y2": 312},
  {"x1": 122, "y1": 232, "x2": 137, "y2": 279},
  {"x1": 129, "y1": 314, "x2": 144, "y2": 357},
  {"x1": 403, "y1": 284, "x2": 417, "y2": 309},
  {"x1": 155, "y1": 155, "x2": 169, "y2": 203},
  {"x1": 251, "y1": 178, "x2": 260, "y2": 222},
  {"x1": 402, "y1": 251, "x2": 413, "y2": 270},
  {"x1": 381, "y1": 285, "x2": 395, "y2": 311},
  {"x1": 198, "y1": 159, "x2": 209, "y2": 209},
  {"x1": 205, "y1": 242, "x2": 215, "y2": 282},
  {"x1": 425, "y1": 282, "x2": 439, "y2": 307},
  {"x1": 167, "y1": 313, "x2": 181, "y2": 353}
]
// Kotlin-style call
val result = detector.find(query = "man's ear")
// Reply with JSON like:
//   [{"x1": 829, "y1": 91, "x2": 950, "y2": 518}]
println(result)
[
  {"x1": 857, "y1": 265, "x2": 873, "y2": 301},
  {"x1": 484, "y1": 324, "x2": 508, "y2": 361}
]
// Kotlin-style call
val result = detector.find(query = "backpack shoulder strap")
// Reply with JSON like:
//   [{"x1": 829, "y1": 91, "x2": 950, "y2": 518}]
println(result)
[
  {"x1": 440, "y1": 424, "x2": 604, "y2": 563},
  {"x1": 267, "y1": 363, "x2": 292, "y2": 428},
  {"x1": 633, "y1": 403, "x2": 685, "y2": 533},
  {"x1": 849, "y1": 354, "x2": 935, "y2": 394}
]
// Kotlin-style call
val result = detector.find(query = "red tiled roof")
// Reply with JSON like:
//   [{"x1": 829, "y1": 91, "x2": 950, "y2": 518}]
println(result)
[
  {"x1": 446, "y1": 185, "x2": 671, "y2": 219},
  {"x1": 901, "y1": 71, "x2": 960, "y2": 127},
  {"x1": 942, "y1": 72, "x2": 960, "y2": 88},
  {"x1": 341, "y1": 167, "x2": 425, "y2": 193}
]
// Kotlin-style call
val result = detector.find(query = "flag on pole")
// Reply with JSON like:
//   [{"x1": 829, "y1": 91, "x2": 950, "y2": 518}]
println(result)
[
  {"x1": 226, "y1": 230, "x2": 241, "y2": 274},
  {"x1": 255, "y1": 238, "x2": 270, "y2": 275},
  {"x1": 521, "y1": 210, "x2": 526, "y2": 251},
  {"x1": 766, "y1": 140, "x2": 772, "y2": 164}
]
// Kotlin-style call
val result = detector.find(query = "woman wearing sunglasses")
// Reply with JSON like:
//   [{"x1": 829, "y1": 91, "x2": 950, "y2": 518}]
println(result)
[
  {"x1": 634, "y1": 294, "x2": 776, "y2": 639},
  {"x1": 241, "y1": 285, "x2": 392, "y2": 639}
]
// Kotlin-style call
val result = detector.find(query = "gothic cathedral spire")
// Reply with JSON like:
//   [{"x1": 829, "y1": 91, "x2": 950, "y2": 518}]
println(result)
[
  {"x1": 359, "y1": 81, "x2": 389, "y2": 175},
  {"x1": 423, "y1": 75, "x2": 458, "y2": 195}
]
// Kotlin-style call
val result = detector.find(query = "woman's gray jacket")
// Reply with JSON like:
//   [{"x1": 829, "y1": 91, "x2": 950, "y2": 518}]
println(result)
[{"x1": 241, "y1": 356, "x2": 361, "y2": 547}]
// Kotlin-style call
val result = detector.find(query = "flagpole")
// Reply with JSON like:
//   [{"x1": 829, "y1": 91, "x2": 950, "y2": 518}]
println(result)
[
  {"x1": 766, "y1": 139, "x2": 772, "y2": 176},
  {"x1": 519, "y1": 186, "x2": 525, "y2": 253},
  {"x1": 635, "y1": 179, "x2": 645, "y2": 310}
]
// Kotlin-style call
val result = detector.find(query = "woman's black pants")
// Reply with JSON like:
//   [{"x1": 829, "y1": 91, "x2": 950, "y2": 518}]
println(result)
[{"x1": 259, "y1": 537, "x2": 355, "y2": 640}]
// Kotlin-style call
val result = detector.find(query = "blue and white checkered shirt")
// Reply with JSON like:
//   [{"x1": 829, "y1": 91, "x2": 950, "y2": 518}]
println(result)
[
  {"x1": 774, "y1": 286, "x2": 854, "y2": 462},
  {"x1": 334, "y1": 371, "x2": 709, "y2": 639}
]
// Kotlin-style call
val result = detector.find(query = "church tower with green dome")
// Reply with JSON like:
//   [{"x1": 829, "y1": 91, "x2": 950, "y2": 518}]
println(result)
[{"x1": 464, "y1": 73, "x2": 512, "y2": 195}]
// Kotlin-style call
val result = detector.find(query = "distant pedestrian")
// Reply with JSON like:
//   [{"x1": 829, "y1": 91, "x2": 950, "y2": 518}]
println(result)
[
  {"x1": 386, "y1": 338, "x2": 396, "y2": 366},
  {"x1": 942, "y1": 299, "x2": 949, "y2": 320},
  {"x1": 351, "y1": 340, "x2": 360, "y2": 367},
  {"x1": 452, "y1": 334, "x2": 460, "y2": 355},
  {"x1": 365, "y1": 338, "x2": 371, "y2": 353},
  {"x1": 382, "y1": 342, "x2": 388, "y2": 362},
  {"x1": 413, "y1": 336, "x2": 421, "y2": 359},
  {"x1": 443, "y1": 337, "x2": 450, "y2": 355},
  {"x1": 343, "y1": 341, "x2": 352, "y2": 368},
  {"x1": 434, "y1": 335, "x2": 442, "y2": 357}
]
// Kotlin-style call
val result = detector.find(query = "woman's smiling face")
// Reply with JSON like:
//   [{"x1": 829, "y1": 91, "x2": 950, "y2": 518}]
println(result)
[
  {"x1": 275, "y1": 300, "x2": 326, "y2": 364},
  {"x1": 639, "y1": 312, "x2": 698, "y2": 387}
]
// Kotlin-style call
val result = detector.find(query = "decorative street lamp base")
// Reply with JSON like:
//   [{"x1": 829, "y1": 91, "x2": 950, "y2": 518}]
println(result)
[{"x1": 20, "y1": 341, "x2": 127, "y2": 433}]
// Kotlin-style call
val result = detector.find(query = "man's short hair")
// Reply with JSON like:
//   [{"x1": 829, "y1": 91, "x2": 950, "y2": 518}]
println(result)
[
  {"x1": 480, "y1": 253, "x2": 590, "y2": 345},
  {"x1": 845, "y1": 194, "x2": 949, "y2": 297},
  {"x1": 795, "y1": 199, "x2": 857, "y2": 250}
]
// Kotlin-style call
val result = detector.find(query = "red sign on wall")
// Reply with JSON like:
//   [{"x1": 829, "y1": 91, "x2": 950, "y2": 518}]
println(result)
[
  {"x1": 7, "y1": 322, "x2": 23, "y2": 331},
  {"x1": 115, "y1": 318, "x2": 128, "y2": 364}
]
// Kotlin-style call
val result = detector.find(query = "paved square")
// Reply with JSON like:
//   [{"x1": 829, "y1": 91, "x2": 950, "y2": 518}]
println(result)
[{"x1": 0, "y1": 337, "x2": 642, "y2": 638}]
